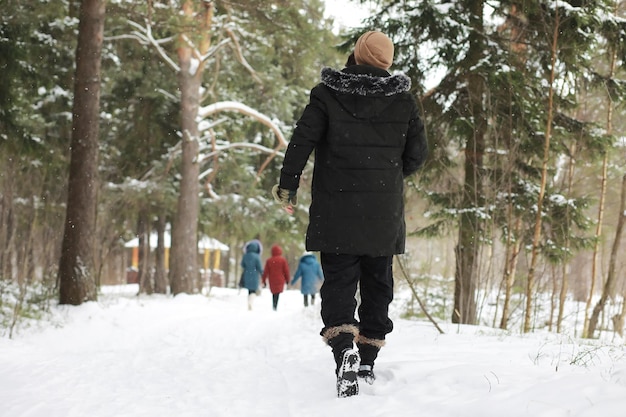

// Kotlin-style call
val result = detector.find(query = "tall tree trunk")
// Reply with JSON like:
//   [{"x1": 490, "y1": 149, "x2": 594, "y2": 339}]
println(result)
[
  {"x1": 154, "y1": 214, "x2": 168, "y2": 294},
  {"x1": 584, "y1": 153, "x2": 608, "y2": 336},
  {"x1": 58, "y1": 0, "x2": 105, "y2": 305},
  {"x1": 0, "y1": 161, "x2": 15, "y2": 280},
  {"x1": 585, "y1": 37, "x2": 619, "y2": 338},
  {"x1": 588, "y1": 174, "x2": 626, "y2": 337},
  {"x1": 452, "y1": 0, "x2": 485, "y2": 324},
  {"x1": 169, "y1": 1, "x2": 213, "y2": 295},
  {"x1": 137, "y1": 210, "x2": 153, "y2": 295},
  {"x1": 523, "y1": 8, "x2": 560, "y2": 333},
  {"x1": 548, "y1": 263, "x2": 558, "y2": 331},
  {"x1": 612, "y1": 292, "x2": 626, "y2": 338},
  {"x1": 498, "y1": 1, "x2": 528, "y2": 330},
  {"x1": 499, "y1": 171, "x2": 522, "y2": 330},
  {"x1": 557, "y1": 143, "x2": 577, "y2": 333}
]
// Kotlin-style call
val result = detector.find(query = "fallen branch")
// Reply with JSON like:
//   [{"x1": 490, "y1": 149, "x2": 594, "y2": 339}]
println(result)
[{"x1": 396, "y1": 255, "x2": 445, "y2": 334}]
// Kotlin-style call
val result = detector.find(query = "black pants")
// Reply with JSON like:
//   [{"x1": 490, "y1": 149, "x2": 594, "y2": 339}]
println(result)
[
  {"x1": 304, "y1": 294, "x2": 316, "y2": 307},
  {"x1": 272, "y1": 293, "x2": 280, "y2": 310},
  {"x1": 319, "y1": 253, "x2": 394, "y2": 340}
]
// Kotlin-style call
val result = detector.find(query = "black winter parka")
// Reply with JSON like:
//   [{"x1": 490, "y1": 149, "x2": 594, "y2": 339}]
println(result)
[{"x1": 279, "y1": 65, "x2": 428, "y2": 257}]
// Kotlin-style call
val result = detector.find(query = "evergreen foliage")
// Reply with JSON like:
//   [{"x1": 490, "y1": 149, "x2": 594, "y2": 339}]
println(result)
[{"x1": 360, "y1": 0, "x2": 626, "y2": 327}]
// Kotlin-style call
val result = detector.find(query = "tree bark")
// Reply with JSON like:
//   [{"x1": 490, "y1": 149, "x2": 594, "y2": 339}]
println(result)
[
  {"x1": 0, "y1": 160, "x2": 15, "y2": 280},
  {"x1": 585, "y1": 36, "x2": 619, "y2": 338},
  {"x1": 523, "y1": 8, "x2": 560, "y2": 332},
  {"x1": 584, "y1": 153, "x2": 608, "y2": 336},
  {"x1": 452, "y1": 0, "x2": 485, "y2": 325},
  {"x1": 588, "y1": 174, "x2": 626, "y2": 337},
  {"x1": 137, "y1": 210, "x2": 153, "y2": 295},
  {"x1": 500, "y1": 216, "x2": 522, "y2": 329},
  {"x1": 154, "y1": 214, "x2": 168, "y2": 294},
  {"x1": 169, "y1": 1, "x2": 213, "y2": 295},
  {"x1": 557, "y1": 143, "x2": 577, "y2": 333},
  {"x1": 58, "y1": 0, "x2": 105, "y2": 305}
]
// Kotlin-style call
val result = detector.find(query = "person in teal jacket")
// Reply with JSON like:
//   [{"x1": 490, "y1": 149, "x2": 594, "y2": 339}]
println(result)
[
  {"x1": 241, "y1": 240, "x2": 263, "y2": 310},
  {"x1": 291, "y1": 252, "x2": 324, "y2": 307}
]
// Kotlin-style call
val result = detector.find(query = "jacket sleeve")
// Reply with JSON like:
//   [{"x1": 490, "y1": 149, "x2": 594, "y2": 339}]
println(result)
[
  {"x1": 279, "y1": 86, "x2": 328, "y2": 191},
  {"x1": 291, "y1": 264, "x2": 302, "y2": 285},
  {"x1": 262, "y1": 260, "x2": 269, "y2": 283},
  {"x1": 402, "y1": 96, "x2": 428, "y2": 177},
  {"x1": 282, "y1": 259, "x2": 290, "y2": 284},
  {"x1": 256, "y1": 257, "x2": 264, "y2": 276}
]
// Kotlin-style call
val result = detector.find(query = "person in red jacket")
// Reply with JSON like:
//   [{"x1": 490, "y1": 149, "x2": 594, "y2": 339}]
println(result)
[{"x1": 262, "y1": 244, "x2": 291, "y2": 311}]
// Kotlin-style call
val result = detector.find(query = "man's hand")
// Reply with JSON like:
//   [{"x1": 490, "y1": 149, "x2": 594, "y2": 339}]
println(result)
[{"x1": 272, "y1": 184, "x2": 297, "y2": 214}]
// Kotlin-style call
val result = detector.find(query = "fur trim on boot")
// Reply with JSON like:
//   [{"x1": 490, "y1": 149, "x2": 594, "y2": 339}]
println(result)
[
  {"x1": 321, "y1": 324, "x2": 359, "y2": 345},
  {"x1": 357, "y1": 334, "x2": 386, "y2": 349},
  {"x1": 356, "y1": 335, "x2": 385, "y2": 370},
  {"x1": 322, "y1": 325, "x2": 360, "y2": 379}
]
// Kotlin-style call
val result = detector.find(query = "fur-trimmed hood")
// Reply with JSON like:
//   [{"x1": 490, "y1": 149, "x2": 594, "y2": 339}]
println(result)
[{"x1": 320, "y1": 66, "x2": 411, "y2": 97}]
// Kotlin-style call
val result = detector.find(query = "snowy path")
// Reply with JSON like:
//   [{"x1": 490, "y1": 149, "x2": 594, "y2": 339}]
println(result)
[{"x1": 2, "y1": 285, "x2": 626, "y2": 417}]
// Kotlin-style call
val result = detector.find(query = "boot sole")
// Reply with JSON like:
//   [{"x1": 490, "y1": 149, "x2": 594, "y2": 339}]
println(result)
[{"x1": 337, "y1": 349, "x2": 360, "y2": 398}]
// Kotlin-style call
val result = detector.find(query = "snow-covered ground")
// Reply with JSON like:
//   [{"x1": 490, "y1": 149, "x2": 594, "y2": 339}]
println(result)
[{"x1": 2, "y1": 284, "x2": 626, "y2": 417}]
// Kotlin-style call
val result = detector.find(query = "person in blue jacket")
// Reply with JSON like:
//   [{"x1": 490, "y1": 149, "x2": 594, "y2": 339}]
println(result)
[
  {"x1": 291, "y1": 252, "x2": 324, "y2": 307},
  {"x1": 240, "y1": 240, "x2": 263, "y2": 310}
]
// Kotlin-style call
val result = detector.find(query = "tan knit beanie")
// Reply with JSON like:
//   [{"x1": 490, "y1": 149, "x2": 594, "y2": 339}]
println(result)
[{"x1": 354, "y1": 31, "x2": 394, "y2": 70}]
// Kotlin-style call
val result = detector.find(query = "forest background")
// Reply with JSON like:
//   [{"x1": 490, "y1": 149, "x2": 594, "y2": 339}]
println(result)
[{"x1": 1, "y1": 0, "x2": 626, "y2": 340}]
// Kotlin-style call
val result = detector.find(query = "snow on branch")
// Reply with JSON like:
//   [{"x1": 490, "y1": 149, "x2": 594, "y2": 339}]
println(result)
[
  {"x1": 223, "y1": 26, "x2": 262, "y2": 85},
  {"x1": 198, "y1": 142, "x2": 285, "y2": 178},
  {"x1": 199, "y1": 100, "x2": 289, "y2": 181},
  {"x1": 199, "y1": 101, "x2": 287, "y2": 148},
  {"x1": 199, "y1": 140, "x2": 287, "y2": 199},
  {"x1": 179, "y1": 34, "x2": 232, "y2": 77},
  {"x1": 200, "y1": 38, "x2": 232, "y2": 62},
  {"x1": 122, "y1": 19, "x2": 180, "y2": 72}
]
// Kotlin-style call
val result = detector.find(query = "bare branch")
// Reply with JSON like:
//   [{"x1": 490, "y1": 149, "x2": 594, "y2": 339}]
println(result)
[
  {"x1": 126, "y1": 20, "x2": 176, "y2": 45},
  {"x1": 223, "y1": 26, "x2": 262, "y2": 84},
  {"x1": 396, "y1": 255, "x2": 445, "y2": 334},
  {"x1": 155, "y1": 88, "x2": 177, "y2": 102},
  {"x1": 125, "y1": 19, "x2": 180, "y2": 72},
  {"x1": 105, "y1": 33, "x2": 151, "y2": 43},
  {"x1": 198, "y1": 117, "x2": 228, "y2": 134},
  {"x1": 201, "y1": 38, "x2": 232, "y2": 61},
  {"x1": 178, "y1": 34, "x2": 231, "y2": 77},
  {"x1": 200, "y1": 142, "x2": 283, "y2": 161},
  {"x1": 199, "y1": 101, "x2": 288, "y2": 179},
  {"x1": 199, "y1": 101, "x2": 288, "y2": 148}
]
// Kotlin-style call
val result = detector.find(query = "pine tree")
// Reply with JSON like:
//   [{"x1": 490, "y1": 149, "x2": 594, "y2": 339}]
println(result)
[
  {"x1": 365, "y1": 0, "x2": 626, "y2": 328},
  {"x1": 58, "y1": 0, "x2": 106, "y2": 305}
]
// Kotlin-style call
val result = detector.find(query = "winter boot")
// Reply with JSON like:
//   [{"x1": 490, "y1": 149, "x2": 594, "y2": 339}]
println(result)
[
  {"x1": 322, "y1": 325, "x2": 360, "y2": 397},
  {"x1": 357, "y1": 364, "x2": 375, "y2": 385},
  {"x1": 336, "y1": 348, "x2": 360, "y2": 397},
  {"x1": 356, "y1": 335, "x2": 385, "y2": 385}
]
